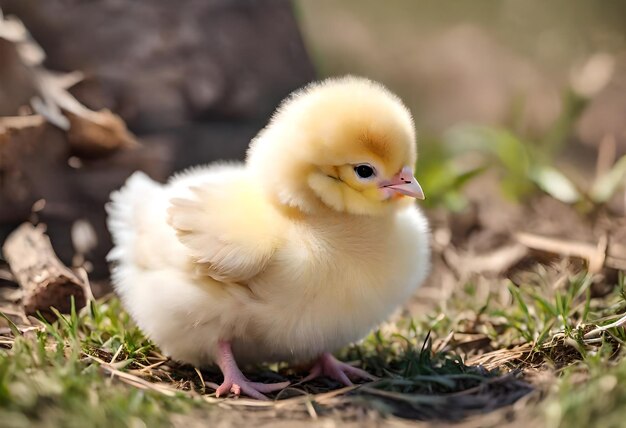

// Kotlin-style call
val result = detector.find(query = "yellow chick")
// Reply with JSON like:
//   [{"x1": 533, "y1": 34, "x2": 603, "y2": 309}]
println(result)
[{"x1": 107, "y1": 76, "x2": 430, "y2": 399}]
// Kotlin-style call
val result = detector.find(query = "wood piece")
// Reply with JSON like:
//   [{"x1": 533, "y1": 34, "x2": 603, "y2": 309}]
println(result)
[
  {"x1": 0, "y1": 0, "x2": 316, "y2": 130},
  {"x1": 515, "y1": 232, "x2": 623, "y2": 273},
  {"x1": 0, "y1": 110, "x2": 169, "y2": 278},
  {"x1": 0, "y1": 11, "x2": 137, "y2": 158},
  {"x1": 443, "y1": 243, "x2": 529, "y2": 280},
  {"x1": 0, "y1": 114, "x2": 44, "y2": 131},
  {"x1": 0, "y1": 114, "x2": 62, "y2": 224},
  {"x1": 32, "y1": 69, "x2": 138, "y2": 157},
  {"x1": 2, "y1": 222, "x2": 89, "y2": 320},
  {"x1": 65, "y1": 109, "x2": 138, "y2": 158}
]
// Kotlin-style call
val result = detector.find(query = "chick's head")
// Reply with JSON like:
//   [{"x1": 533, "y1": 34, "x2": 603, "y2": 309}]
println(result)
[{"x1": 247, "y1": 76, "x2": 424, "y2": 216}]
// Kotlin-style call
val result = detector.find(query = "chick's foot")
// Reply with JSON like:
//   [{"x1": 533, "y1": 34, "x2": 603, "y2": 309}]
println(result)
[
  {"x1": 302, "y1": 352, "x2": 377, "y2": 386},
  {"x1": 215, "y1": 341, "x2": 290, "y2": 400}
]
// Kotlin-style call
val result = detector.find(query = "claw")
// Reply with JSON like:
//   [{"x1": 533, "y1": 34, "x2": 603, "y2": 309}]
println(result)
[
  {"x1": 216, "y1": 378, "x2": 289, "y2": 400},
  {"x1": 302, "y1": 353, "x2": 377, "y2": 386}
]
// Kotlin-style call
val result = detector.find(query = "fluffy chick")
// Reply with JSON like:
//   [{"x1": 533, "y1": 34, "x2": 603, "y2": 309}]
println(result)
[{"x1": 107, "y1": 76, "x2": 431, "y2": 399}]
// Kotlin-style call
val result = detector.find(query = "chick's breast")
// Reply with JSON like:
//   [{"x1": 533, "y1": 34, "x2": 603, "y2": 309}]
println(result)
[{"x1": 230, "y1": 205, "x2": 430, "y2": 364}]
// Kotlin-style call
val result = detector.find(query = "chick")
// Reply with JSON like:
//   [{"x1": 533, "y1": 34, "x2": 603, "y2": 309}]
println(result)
[{"x1": 107, "y1": 76, "x2": 430, "y2": 399}]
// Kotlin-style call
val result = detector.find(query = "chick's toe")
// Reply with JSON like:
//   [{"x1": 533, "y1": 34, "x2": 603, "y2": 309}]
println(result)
[
  {"x1": 214, "y1": 341, "x2": 289, "y2": 400},
  {"x1": 302, "y1": 352, "x2": 377, "y2": 386}
]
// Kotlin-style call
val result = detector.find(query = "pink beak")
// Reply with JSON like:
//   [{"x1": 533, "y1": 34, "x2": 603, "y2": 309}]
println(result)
[{"x1": 380, "y1": 166, "x2": 425, "y2": 200}]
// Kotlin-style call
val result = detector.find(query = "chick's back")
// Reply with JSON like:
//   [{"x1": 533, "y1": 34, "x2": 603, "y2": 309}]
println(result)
[{"x1": 106, "y1": 165, "x2": 278, "y2": 365}]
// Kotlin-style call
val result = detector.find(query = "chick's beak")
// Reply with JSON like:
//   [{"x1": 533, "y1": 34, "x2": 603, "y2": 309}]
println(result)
[{"x1": 380, "y1": 166, "x2": 425, "y2": 200}]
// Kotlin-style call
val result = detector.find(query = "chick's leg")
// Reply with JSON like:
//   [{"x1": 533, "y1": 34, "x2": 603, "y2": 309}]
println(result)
[
  {"x1": 302, "y1": 352, "x2": 377, "y2": 386},
  {"x1": 215, "y1": 340, "x2": 289, "y2": 400}
]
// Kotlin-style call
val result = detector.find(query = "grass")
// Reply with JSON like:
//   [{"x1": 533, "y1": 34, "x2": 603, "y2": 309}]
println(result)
[
  {"x1": 0, "y1": 297, "x2": 517, "y2": 425},
  {"x1": 546, "y1": 350, "x2": 626, "y2": 428},
  {"x1": 0, "y1": 267, "x2": 625, "y2": 426},
  {"x1": 0, "y1": 299, "x2": 193, "y2": 428}
]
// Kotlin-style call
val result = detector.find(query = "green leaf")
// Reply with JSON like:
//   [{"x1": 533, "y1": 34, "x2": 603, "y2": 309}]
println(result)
[
  {"x1": 590, "y1": 154, "x2": 626, "y2": 203},
  {"x1": 529, "y1": 165, "x2": 581, "y2": 203},
  {"x1": 0, "y1": 311, "x2": 22, "y2": 337}
]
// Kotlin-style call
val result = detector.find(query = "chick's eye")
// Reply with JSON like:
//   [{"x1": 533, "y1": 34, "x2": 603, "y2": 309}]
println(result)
[{"x1": 354, "y1": 164, "x2": 375, "y2": 179}]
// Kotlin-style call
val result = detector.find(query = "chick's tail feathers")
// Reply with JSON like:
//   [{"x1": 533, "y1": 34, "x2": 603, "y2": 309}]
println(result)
[
  {"x1": 106, "y1": 171, "x2": 184, "y2": 271},
  {"x1": 106, "y1": 172, "x2": 159, "y2": 263}
]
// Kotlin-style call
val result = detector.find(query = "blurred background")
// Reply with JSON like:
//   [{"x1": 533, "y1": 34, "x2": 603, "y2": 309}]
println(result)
[
  {"x1": 297, "y1": 0, "x2": 626, "y2": 142},
  {"x1": 1, "y1": 0, "x2": 625, "y2": 290}
]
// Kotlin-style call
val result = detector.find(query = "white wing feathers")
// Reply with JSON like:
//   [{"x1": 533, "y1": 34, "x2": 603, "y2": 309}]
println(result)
[{"x1": 167, "y1": 179, "x2": 279, "y2": 283}]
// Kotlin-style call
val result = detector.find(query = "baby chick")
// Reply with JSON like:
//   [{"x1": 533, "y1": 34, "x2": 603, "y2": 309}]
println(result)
[{"x1": 107, "y1": 76, "x2": 430, "y2": 399}]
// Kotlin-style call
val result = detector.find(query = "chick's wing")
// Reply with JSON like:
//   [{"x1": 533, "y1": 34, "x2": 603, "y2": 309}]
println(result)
[{"x1": 167, "y1": 175, "x2": 281, "y2": 283}]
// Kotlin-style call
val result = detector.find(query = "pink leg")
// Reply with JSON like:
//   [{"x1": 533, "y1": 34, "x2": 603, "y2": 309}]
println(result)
[
  {"x1": 214, "y1": 341, "x2": 290, "y2": 400},
  {"x1": 301, "y1": 352, "x2": 377, "y2": 386}
]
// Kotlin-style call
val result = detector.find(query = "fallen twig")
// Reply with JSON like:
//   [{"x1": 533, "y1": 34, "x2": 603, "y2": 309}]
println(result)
[
  {"x1": 584, "y1": 312, "x2": 626, "y2": 339},
  {"x1": 515, "y1": 232, "x2": 610, "y2": 273},
  {"x1": 2, "y1": 223, "x2": 91, "y2": 320}
]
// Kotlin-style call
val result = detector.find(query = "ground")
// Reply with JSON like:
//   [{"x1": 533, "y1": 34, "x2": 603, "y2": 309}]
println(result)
[{"x1": 1, "y1": 164, "x2": 625, "y2": 427}]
